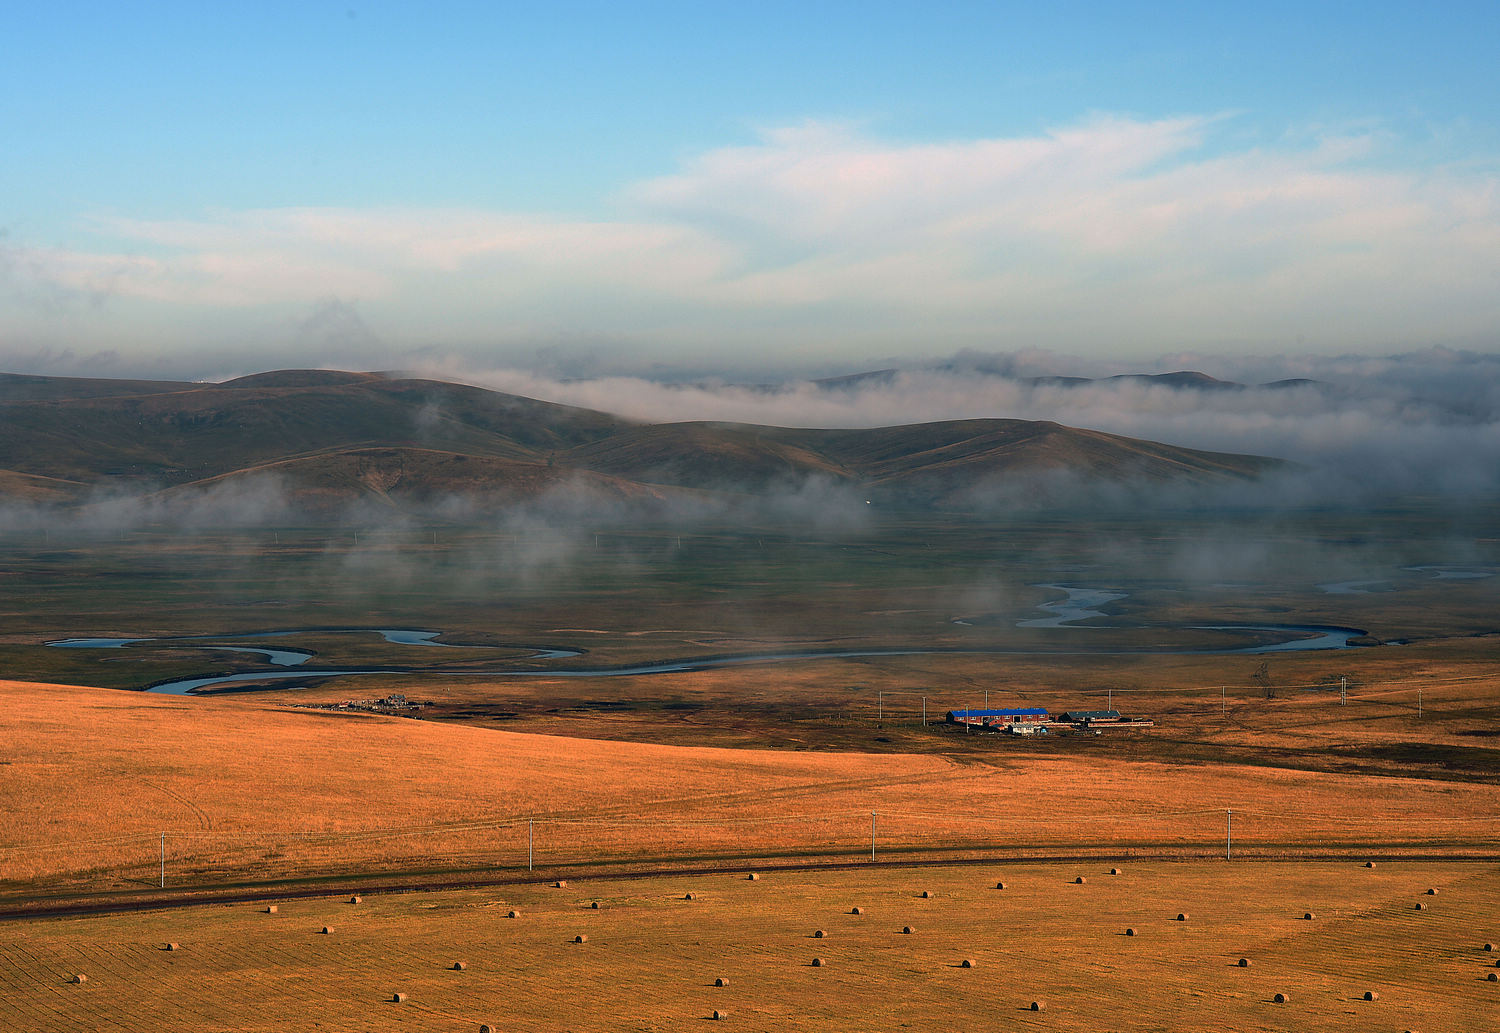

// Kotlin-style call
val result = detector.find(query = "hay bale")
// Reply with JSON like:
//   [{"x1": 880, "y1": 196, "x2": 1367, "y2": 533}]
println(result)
[
  {"x1": 1427, "y1": 888, "x2": 1437, "y2": 895},
  {"x1": 1273, "y1": 992, "x2": 1289, "y2": 1004},
  {"x1": 1238, "y1": 958, "x2": 1250, "y2": 967},
  {"x1": 554, "y1": 880, "x2": 567, "y2": 888},
  {"x1": 1110, "y1": 867, "x2": 1122, "y2": 876},
  {"x1": 811, "y1": 957, "x2": 825, "y2": 967},
  {"x1": 1364, "y1": 861, "x2": 1375, "y2": 868},
  {"x1": 1074, "y1": 876, "x2": 1086, "y2": 884},
  {"x1": 715, "y1": 977, "x2": 729, "y2": 987},
  {"x1": 480, "y1": 1026, "x2": 493, "y2": 1033},
  {"x1": 590, "y1": 901, "x2": 600, "y2": 909},
  {"x1": 1176, "y1": 913, "x2": 1188, "y2": 921},
  {"x1": 573, "y1": 934, "x2": 588, "y2": 943},
  {"x1": 349, "y1": 895, "x2": 362, "y2": 904},
  {"x1": 995, "y1": 881, "x2": 1007, "y2": 890},
  {"x1": 713, "y1": 1010, "x2": 728, "y2": 1020},
  {"x1": 921, "y1": 890, "x2": 932, "y2": 898},
  {"x1": 321, "y1": 926, "x2": 333, "y2": 935},
  {"x1": 1303, "y1": 912, "x2": 1315, "y2": 921},
  {"x1": 1415, "y1": 902, "x2": 1426, "y2": 910},
  {"x1": 814, "y1": 929, "x2": 827, "y2": 938},
  {"x1": 1486, "y1": 942, "x2": 1495, "y2": 952},
  {"x1": 69, "y1": 974, "x2": 87, "y2": 984},
  {"x1": 1125, "y1": 928, "x2": 1135, "y2": 937},
  {"x1": 392, "y1": 993, "x2": 407, "y2": 1003},
  {"x1": 1489, "y1": 972, "x2": 1499, "y2": 983},
  {"x1": 902, "y1": 925, "x2": 916, "y2": 934},
  {"x1": 684, "y1": 893, "x2": 696, "y2": 900},
  {"x1": 851, "y1": 906, "x2": 863, "y2": 915},
  {"x1": 1364, "y1": 991, "x2": 1378, "y2": 1001},
  {"x1": 164, "y1": 942, "x2": 180, "y2": 951},
  {"x1": 1030, "y1": 1000, "x2": 1045, "y2": 1011},
  {"x1": 263, "y1": 905, "x2": 277, "y2": 914},
  {"x1": 508, "y1": 909, "x2": 520, "y2": 918},
  {"x1": 961, "y1": 958, "x2": 975, "y2": 968},
  {"x1": 452, "y1": 961, "x2": 466, "y2": 971},
  {"x1": 748, "y1": 873, "x2": 760, "y2": 881}
]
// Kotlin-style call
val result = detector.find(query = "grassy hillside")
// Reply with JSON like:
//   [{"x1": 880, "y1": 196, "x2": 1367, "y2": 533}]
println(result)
[{"x1": 0, "y1": 369, "x2": 1284, "y2": 513}]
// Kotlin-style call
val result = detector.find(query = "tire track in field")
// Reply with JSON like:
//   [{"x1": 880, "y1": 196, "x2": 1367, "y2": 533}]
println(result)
[{"x1": 138, "y1": 779, "x2": 213, "y2": 830}]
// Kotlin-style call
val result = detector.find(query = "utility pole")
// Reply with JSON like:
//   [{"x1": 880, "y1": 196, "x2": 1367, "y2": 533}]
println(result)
[
  {"x1": 1340, "y1": 675, "x2": 1347, "y2": 706},
  {"x1": 1107, "y1": 685, "x2": 1113, "y2": 711},
  {"x1": 1221, "y1": 685, "x2": 1226, "y2": 716},
  {"x1": 922, "y1": 696, "x2": 927, "y2": 727},
  {"x1": 160, "y1": 832, "x2": 165, "y2": 888},
  {"x1": 871, "y1": 811, "x2": 877, "y2": 861},
  {"x1": 984, "y1": 688, "x2": 989, "y2": 708},
  {"x1": 1418, "y1": 688, "x2": 1423, "y2": 718},
  {"x1": 528, "y1": 819, "x2": 534, "y2": 871},
  {"x1": 1226, "y1": 810, "x2": 1232, "y2": 861}
]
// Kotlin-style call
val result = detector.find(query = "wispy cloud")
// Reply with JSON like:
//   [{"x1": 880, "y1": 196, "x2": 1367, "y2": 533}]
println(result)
[{"x1": 3, "y1": 115, "x2": 1497, "y2": 360}]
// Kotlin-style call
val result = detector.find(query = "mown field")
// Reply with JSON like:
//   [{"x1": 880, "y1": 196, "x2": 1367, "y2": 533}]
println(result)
[{"x1": 4, "y1": 860, "x2": 1497, "y2": 1032}]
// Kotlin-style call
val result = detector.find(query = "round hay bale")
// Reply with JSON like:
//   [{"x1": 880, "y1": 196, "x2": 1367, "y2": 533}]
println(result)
[
  {"x1": 1494, "y1": 959, "x2": 1500, "y2": 968},
  {"x1": 264, "y1": 905, "x2": 277, "y2": 914},
  {"x1": 1415, "y1": 902, "x2": 1426, "y2": 911},
  {"x1": 811, "y1": 957, "x2": 825, "y2": 967},
  {"x1": 715, "y1": 977, "x2": 729, "y2": 987},
  {"x1": 164, "y1": 942, "x2": 180, "y2": 951},
  {"x1": 921, "y1": 890, "x2": 932, "y2": 898},
  {"x1": 995, "y1": 881, "x2": 1007, "y2": 890},
  {"x1": 573, "y1": 934, "x2": 587, "y2": 944},
  {"x1": 713, "y1": 1010, "x2": 728, "y2": 1020},
  {"x1": 748, "y1": 873, "x2": 760, "y2": 881},
  {"x1": 321, "y1": 926, "x2": 333, "y2": 935},
  {"x1": 1110, "y1": 867, "x2": 1122, "y2": 876},
  {"x1": 814, "y1": 929, "x2": 827, "y2": 938},
  {"x1": 1030, "y1": 1000, "x2": 1045, "y2": 1011},
  {"x1": 851, "y1": 906, "x2": 863, "y2": 915},
  {"x1": 508, "y1": 909, "x2": 520, "y2": 918},
  {"x1": 554, "y1": 880, "x2": 567, "y2": 888},
  {"x1": 1427, "y1": 888, "x2": 1437, "y2": 895},
  {"x1": 961, "y1": 958, "x2": 975, "y2": 968},
  {"x1": 1364, "y1": 861, "x2": 1375, "y2": 868},
  {"x1": 902, "y1": 925, "x2": 916, "y2": 934},
  {"x1": 392, "y1": 992, "x2": 407, "y2": 1003},
  {"x1": 1364, "y1": 990, "x2": 1378, "y2": 1001},
  {"x1": 452, "y1": 961, "x2": 466, "y2": 971},
  {"x1": 349, "y1": 895, "x2": 362, "y2": 904},
  {"x1": 70, "y1": 974, "x2": 87, "y2": 984},
  {"x1": 1303, "y1": 912, "x2": 1315, "y2": 921},
  {"x1": 1238, "y1": 958, "x2": 1250, "y2": 967},
  {"x1": 1486, "y1": 942, "x2": 1495, "y2": 952},
  {"x1": 480, "y1": 1025, "x2": 493, "y2": 1033},
  {"x1": 684, "y1": 893, "x2": 696, "y2": 900},
  {"x1": 1125, "y1": 928, "x2": 1136, "y2": 937},
  {"x1": 1489, "y1": 972, "x2": 1499, "y2": 983},
  {"x1": 590, "y1": 901, "x2": 600, "y2": 909},
  {"x1": 1176, "y1": 913, "x2": 1188, "y2": 921},
  {"x1": 1074, "y1": 876, "x2": 1086, "y2": 884},
  {"x1": 1273, "y1": 992, "x2": 1289, "y2": 1004}
]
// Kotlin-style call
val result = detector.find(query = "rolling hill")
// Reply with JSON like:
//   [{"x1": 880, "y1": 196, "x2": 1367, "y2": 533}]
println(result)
[{"x1": 0, "y1": 368, "x2": 1285, "y2": 514}]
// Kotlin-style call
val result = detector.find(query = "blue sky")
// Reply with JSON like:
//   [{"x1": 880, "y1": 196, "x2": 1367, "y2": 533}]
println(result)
[{"x1": 3, "y1": 1, "x2": 1498, "y2": 377}]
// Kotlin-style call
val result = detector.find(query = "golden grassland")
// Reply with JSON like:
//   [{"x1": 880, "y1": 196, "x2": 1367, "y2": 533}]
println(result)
[
  {"x1": 3, "y1": 670, "x2": 1499, "y2": 902},
  {"x1": 3, "y1": 860, "x2": 1497, "y2": 1032}
]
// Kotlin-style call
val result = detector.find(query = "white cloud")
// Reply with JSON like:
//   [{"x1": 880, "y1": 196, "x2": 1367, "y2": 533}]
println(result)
[{"x1": 2, "y1": 115, "x2": 1497, "y2": 359}]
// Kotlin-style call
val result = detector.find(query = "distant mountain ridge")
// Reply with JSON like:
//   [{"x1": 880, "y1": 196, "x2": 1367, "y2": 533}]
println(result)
[{"x1": 0, "y1": 369, "x2": 1286, "y2": 514}]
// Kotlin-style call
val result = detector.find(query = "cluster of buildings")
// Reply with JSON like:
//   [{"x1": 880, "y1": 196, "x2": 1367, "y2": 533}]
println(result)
[
  {"x1": 944, "y1": 707, "x2": 1152, "y2": 735},
  {"x1": 291, "y1": 693, "x2": 423, "y2": 715}
]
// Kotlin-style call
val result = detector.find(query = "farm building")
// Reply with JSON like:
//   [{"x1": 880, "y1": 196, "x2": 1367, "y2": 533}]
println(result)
[
  {"x1": 946, "y1": 708, "x2": 1049, "y2": 731},
  {"x1": 1058, "y1": 710, "x2": 1123, "y2": 725}
]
